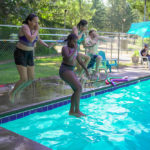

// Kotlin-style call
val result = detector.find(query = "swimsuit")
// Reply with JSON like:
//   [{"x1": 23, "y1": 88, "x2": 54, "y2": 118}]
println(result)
[
  {"x1": 59, "y1": 63, "x2": 75, "y2": 77},
  {"x1": 87, "y1": 55, "x2": 98, "y2": 69},
  {"x1": 14, "y1": 47, "x2": 35, "y2": 66},
  {"x1": 59, "y1": 47, "x2": 77, "y2": 77},
  {"x1": 14, "y1": 29, "x2": 38, "y2": 66},
  {"x1": 77, "y1": 31, "x2": 85, "y2": 52}
]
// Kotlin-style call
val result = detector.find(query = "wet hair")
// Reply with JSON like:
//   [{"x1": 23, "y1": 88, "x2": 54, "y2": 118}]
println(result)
[
  {"x1": 65, "y1": 33, "x2": 78, "y2": 48},
  {"x1": 77, "y1": 20, "x2": 88, "y2": 29},
  {"x1": 23, "y1": 13, "x2": 38, "y2": 24},
  {"x1": 89, "y1": 29, "x2": 96, "y2": 35}
]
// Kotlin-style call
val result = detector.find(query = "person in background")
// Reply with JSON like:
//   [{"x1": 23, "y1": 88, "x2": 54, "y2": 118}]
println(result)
[
  {"x1": 84, "y1": 29, "x2": 102, "y2": 77},
  {"x1": 10, "y1": 13, "x2": 51, "y2": 102},
  {"x1": 140, "y1": 44, "x2": 150, "y2": 61},
  {"x1": 72, "y1": 20, "x2": 91, "y2": 76},
  {"x1": 59, "y1": 33, "x2": 89, "y2": 117}
]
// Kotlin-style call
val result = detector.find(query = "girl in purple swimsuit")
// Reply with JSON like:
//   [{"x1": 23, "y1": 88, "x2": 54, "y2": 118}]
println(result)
[
  {"x1": 10, "y1": 14, "x2": 50, "y2": 102},
  {"x1": 59, "y1": 33, "x2": 89, "y2": 117}
]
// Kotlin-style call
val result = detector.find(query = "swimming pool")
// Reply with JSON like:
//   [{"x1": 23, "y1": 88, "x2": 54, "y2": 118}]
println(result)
[{"x1": 1, "y1": 79, "x2": 150, "y2": 150}]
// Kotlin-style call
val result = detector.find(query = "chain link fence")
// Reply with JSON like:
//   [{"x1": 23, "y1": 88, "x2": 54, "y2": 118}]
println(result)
[
  {"x1": 0, "y1": 25, "x2": 71, "y2": 63},
  {"x1": 0, "y1": 24, "x2": 143, "y2": 84},
  {"x1": 96, "y1": 31, "x2": 143, "y2": 63}
]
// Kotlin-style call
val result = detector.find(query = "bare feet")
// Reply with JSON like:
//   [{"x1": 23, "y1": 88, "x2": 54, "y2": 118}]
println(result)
[
  {"x1": 78, "y1": 111, "x2": 86, "y2": 116},
  {"x1": 69, "y1": 111, "x2": 86, "y2": 117},
  {"x1": 69, "y1": 112, "x2": 81, "y2": 118}
]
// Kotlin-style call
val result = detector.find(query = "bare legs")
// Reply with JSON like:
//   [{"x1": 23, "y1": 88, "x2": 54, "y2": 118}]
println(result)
[
  {"x1": 9, "y1": 65, "x2": 34, "y2": 102},
  {"x1": 95, "y1": 55, "x2": 101, "y2": 74},
  {"x1": 60, "y1": 70, "x2": 85, "y2": 117},
  {"x1": 76, "y1": 52, "x2": 90, "y2": 76}
]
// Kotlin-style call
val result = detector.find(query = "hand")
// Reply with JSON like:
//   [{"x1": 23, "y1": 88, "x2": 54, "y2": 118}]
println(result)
[
  {"x1": 48, "y1": 43, "x2": 55, "y2": 48},
  {"x1": 92, "y1": 41, "x2": 97, "y2": 45},
  {"x1": 35, "y1": 24, "x2": 39, "y2": 31}
]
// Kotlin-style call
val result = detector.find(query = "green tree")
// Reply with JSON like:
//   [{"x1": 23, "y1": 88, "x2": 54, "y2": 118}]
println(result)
[
  {"x1": 106, "y1": 0, "x2": 139, "y2": 32},
  {"x1": 91, "y1": 0, "x2": 106, "y2": 31},
  {"x1": 0, "y1": 0, "x2": 142, "y2": 33},
  {"x1": 127, "y1": 0, "x2": 150, "y2": 21},
  {"x1": 0, "y1": 0, "x2": 94, "y2": 28}
]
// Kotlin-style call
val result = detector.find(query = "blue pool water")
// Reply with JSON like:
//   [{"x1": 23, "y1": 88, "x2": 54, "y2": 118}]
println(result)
[{"x1": 1, "y1": 80, "x2": 150, "y2": 150}]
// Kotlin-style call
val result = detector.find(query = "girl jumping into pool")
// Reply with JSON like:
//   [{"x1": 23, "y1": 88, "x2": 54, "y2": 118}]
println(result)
[
  {"x1": 9, "y1": 13, "x2": 51, "y2": 102},
  {"x1": 59, "y1": 33, "x2": 89, "y2": 117},
  {"x1": 72, "y1": 20, "x2": 91, "y2": 76}
]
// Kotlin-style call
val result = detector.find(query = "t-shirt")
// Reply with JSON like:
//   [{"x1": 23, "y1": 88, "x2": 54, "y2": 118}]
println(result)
[{"x1": 85, "y1": 36, "x2": 99, "y2": 56}]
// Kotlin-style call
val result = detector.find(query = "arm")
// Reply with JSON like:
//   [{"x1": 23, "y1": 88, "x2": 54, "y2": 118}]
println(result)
[
  {"x1": 62, "y1": 46, "x2": 77, "y2": 62},
  {"x1": 85, "y1": 41, "x2": 97, "y2": 47},
  {"x1": 22, "y1": 24, "x2": 39, "y2": 42},
  {"x1": 98, "y1": 36, "x2": 108, "y2": 42},
  {"x1": 72, "y1": 26, "x2": 85, "y2": 40},
  {"x1": 38, "y1": 37, "x2": 49, "y2": 48},
  {"x1": 84, "y1": 37, "x2": 97, "y2": 47}
]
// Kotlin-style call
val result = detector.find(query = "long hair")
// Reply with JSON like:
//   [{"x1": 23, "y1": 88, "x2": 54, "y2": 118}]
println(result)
[
  {"x1": 65, "y1": 33, "x2": 78, "y2": 48},
  {"x1": 23, "y1": 13, "x2": 37, "y2": 24},
  {"x1": 77, "y1": 19, "x2": 88, "y2": 29}
]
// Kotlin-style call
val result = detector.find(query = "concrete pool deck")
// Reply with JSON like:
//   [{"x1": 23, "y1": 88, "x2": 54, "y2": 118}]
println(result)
[
  {"x1": 0, "y1": 127, "x2": 51, "y2": 150},
  {"x1": 0, "y1": 64, "x2": 150, "y2": 114},
  {"x1": 0, "y1": 64, "x2": 150, "y2": 150}
]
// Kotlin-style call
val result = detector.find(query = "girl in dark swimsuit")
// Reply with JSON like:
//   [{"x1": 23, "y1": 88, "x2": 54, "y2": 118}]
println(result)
[
  {"x1": 59, "y1": 33, "x2": 89, "y2": 117},
  {"x1": 10, "y1": 14, "x2": 50, "y2": 102}
]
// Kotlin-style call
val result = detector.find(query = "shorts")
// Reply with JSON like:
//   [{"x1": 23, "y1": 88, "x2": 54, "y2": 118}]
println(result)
[
  {"x1": 87, "y1": 55, "x2": 98, "y2": 69},
  {"x1": 14, "y1": 47, "x2": 34, "y2": 67},
  {"x1": 59, "y1": 63, "x2": 75, "y2": 78}
]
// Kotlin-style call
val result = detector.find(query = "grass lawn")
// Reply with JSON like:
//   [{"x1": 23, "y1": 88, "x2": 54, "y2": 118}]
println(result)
[
  {"x1": 0, "y1": 56, "x2": 62, "y2": 84},
  {"x1": 0, "y1": 55, "x2": 134, "y2": 85}
]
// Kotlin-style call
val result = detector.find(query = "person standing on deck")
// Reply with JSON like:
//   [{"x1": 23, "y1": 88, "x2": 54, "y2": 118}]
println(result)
[
  {"x1": 59, "y1": 33, "x2": 89, "y2": 117},
  {"x1": 72, "y1": 20, "x2": 91, "y2": 76},
  {"x1": 10, "y1": 13, "x2": 51, "y2": 102},
  {"x1": 84, "y1": 29, "x2": 102, "y2": 78}
]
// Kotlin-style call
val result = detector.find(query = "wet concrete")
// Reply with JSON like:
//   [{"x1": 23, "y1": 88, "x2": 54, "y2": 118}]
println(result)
[
  {"x1": 0, "y1": 76, "x2": 73, "y2": 114},
  {"x1": 0, "y1": 127, "x2": 51, "y2": 150}
]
